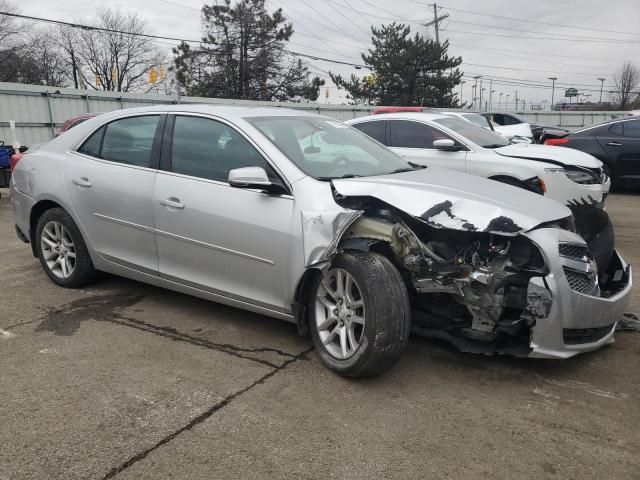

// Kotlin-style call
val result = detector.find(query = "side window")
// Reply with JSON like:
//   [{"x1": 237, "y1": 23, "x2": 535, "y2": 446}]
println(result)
[
  {"x1": 491, "y1": 114, "x2": 505, "y2": 125},
  {"x1": 171, "y1": 115, "x2": 273, "y2": 183},
  {"x1": 502, "y1": 115, "x2": 520, "y2": 126},
  {"x1": 78, "y1": 126, "x2": 105, "y2": 157},
  {"x1": 389, "y1": 120, "x2": 448, "y2": 149},
  {"x1": 608, "y1": 122, "x2": 624, "y2": 136},
  {"x1": 623, "y1": 120, "x2": 640, "y2": 138},
  {"x1": 101, "y1": 116, "x2": 160, "y2": 167},
  {"x1": 352, "y1": 121, "x2": 387, "y2": 145}
]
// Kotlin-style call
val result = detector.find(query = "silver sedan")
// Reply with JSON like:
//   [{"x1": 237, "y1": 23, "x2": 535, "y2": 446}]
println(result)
[{"x1": 10, "y1": 106, "x2": 632, "y2": 376}]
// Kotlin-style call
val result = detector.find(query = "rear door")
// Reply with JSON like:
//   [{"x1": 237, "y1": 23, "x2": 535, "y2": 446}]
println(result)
[
  {"x1": 64, "y1": 114, "x2": 164, "y2": 273},
  {"x1": 595, "y1": 121, "x2": 630, "y2": 176},
  {"x1": 618, "y1": 119, "x2": 640, "y2": 179},
  {"x1": 387, "y1": 119, "x2": 467, "y2": 172},
  {"x1": 153, "y1": 114, "x2": 294, "y2": 312}
]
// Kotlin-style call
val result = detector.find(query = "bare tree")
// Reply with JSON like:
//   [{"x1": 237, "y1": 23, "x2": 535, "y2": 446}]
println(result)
[
  {"x1": 611, "y1": 61, "x2": 640, "y2": 110},
  {"x1": 75, "y1": 8, "x2": 166, "y2": 92}
]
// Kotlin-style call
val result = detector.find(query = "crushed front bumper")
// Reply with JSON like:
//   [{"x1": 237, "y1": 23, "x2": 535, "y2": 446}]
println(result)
[{"x1": 524, "y1": 228, "x2": 632, "y2": 359}]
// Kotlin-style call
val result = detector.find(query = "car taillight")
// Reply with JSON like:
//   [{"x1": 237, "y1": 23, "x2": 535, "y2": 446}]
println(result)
[
  {"x1": 544, "y1": 138, "x2": 569, "y2": 146},
  {"x1": 9, "y1": 153, "x2": 23, "y2": 172}
]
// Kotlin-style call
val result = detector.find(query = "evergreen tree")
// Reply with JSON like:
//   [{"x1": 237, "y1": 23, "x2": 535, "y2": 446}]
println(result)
[
  {"x1": 174, "y1": 0, "x2": 323, "y2": 101},
  {"x1": 331, "y1": 23, "x2": 462, "y2": 107}
]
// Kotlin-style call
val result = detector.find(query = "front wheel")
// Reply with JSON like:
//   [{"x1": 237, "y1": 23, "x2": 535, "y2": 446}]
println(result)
[{"x1": 309, "y1": 251, "x2": 411, "y2": 377}]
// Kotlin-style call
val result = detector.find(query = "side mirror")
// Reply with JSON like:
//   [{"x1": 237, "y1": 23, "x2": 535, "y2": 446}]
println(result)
[
  {"x1": 433, "y1": 138, "x2": 457, "y2": 150},
  {"x1": 228, "y1": 167, "x2": 287, "y2": 194}
]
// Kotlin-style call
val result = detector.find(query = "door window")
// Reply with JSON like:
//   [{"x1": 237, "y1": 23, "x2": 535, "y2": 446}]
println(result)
[
  {"x1": 170, "y1": 115, "x2": 274, "y2": 183},
  {"x1": 608, "y1": 122, "x2": 624, "y2": 136},
  {"x1": 78, "y1": 126, "x2": 105, "y2": 157},
  {"x1": 623, "y1": 120, "x2": 640, "y2": 138},
  {"x1": 100, "y1": 116, "x2": 161, "y2": 167},
  {"x1": 389, "y1": 120, "x2": 451, "y2": 149},
  {"x1": 352, "y1": 121, "x2": 387, "y2": 145}
]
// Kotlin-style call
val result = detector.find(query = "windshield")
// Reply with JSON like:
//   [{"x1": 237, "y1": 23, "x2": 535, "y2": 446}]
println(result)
[
  {"x1": 434, "y1": 117, "x2": 510, "y2": 148},
  {"x1": 246, "y1": 116, "x2": 413, "y2": 179},
  {"x1": 462, "y1": 113, "x2": 492, "y2": 129}
]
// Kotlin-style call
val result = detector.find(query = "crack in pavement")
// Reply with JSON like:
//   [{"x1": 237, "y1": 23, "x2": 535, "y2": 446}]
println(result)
[
  {"x1": 101, "y1": 346, "x2": 315, "y2": 480},
  {"x1": 32, "y1": 292, "x2": 299, "y2": 368}
]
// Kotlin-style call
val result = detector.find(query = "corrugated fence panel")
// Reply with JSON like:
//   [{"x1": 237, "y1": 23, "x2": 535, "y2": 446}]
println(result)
[{"x1": 0, "y1": 81, "x2": 627, "y2": 146}]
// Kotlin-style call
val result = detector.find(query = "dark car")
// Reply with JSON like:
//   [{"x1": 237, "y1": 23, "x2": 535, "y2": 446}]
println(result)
[{"x1": 544, "y1": 117, "x2": 640, "y2": 188}]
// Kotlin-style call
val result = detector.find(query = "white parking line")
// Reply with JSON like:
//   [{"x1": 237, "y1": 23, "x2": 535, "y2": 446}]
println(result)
[{"x1": 0, "y1": 329, "x2": 16, "y2": 339}]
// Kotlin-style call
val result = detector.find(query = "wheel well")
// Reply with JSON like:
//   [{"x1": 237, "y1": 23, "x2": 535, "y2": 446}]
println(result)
[
  {"x1": 489, "y1": 175, "x2": 525, "y2": 186},
  {"x1": 292, "y1": 268, "x2": 323, "y2": 336},
  {"x1": 29, "y1": 200, "x2": 63, "y2": 257}
]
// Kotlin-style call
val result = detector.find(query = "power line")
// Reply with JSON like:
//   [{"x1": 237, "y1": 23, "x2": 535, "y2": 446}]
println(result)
[
  {"x1": 448, "y1": 19, "x2": 639, "y2": 43},
  {"x1": 444, "y1": 27, "x2": 639, "y2": 44},
  {"x1": 296, "y1": 0, "x2": 370, "y2": 46},
  {"x1": 409, "y1": 1, "x2": 640, "y2": 37},
  {"x1": 0, "y1": 11, "x2": 370, "y2": 69}
]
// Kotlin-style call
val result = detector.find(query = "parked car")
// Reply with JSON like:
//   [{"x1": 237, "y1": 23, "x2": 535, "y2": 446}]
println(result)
[
  {"x1": 442, "y1": 111, "x2": 533, "y2": 144},
  {"x1": 346, "y1": 113, "x2": 609, "y2": 205},
  {"x1": 481, "y1": 112, "x2": 535, "y2": 142},
  {"x1": 372, "y1": 106, "x2": 432, "y2": 114},
  {"x1": 544, "y1": 117, "x2": 640, "y2": 188},
  {"x1": 57, "y1": 113, "x2": 99, "y2": 136},
  {"x1": 11, "y1": 106, "x2": 631, "y2": 376}
]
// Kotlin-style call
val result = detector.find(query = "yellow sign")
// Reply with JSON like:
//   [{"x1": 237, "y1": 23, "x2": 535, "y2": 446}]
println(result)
[{"x1": 149, "y1": 67, "x2": 158, "y2": 84}]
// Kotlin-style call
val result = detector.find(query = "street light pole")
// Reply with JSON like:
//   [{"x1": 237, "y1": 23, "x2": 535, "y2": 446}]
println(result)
[
  {"x1": 498, "y1": 92, "x2": 503, "y2": 109},
  {"x1": 459, "y1": 80, "x2": 466, "y2": 108},
  {"x1": 489, "y1": 89, "x2": 495, "y2": 110},
  {"x1": 506, "y1": 94, "x2": 510, "y2": 109},
  {"x1": 479, "y1": 79, "x2": 484, "y2": 110},
  {"x1": 548, "y1": 77, "x2": 557, "y2": 110},
  {"x1": 472, "y1": 75, "x2": 481, "y2": 109},
  {"x1": 597, "y1": 78, "x2": 606, "y2": 104}
]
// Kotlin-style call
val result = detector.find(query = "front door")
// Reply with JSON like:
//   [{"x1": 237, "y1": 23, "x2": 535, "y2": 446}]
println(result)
[
  {"x1": 154, "y1": 114, "x2": 294, "y2": 312},
  {"x1": 63, "y1": 114, "x2": 163, "y2": 273},
  {"x1": 388, "y1": 119, "x2": 467, "y2": 172}
]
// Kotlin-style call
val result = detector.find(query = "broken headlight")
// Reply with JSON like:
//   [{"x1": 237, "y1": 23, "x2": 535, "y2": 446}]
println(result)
[{"x1": 545, "y1": 167, "x2": 600, "y2": 185}]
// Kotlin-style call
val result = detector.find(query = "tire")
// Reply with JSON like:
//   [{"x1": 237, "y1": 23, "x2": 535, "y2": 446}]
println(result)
[
  {"x1": 309, "y1": 251, "x2": 411, "y2": 377},
  {"x1": 35, "y1": 207, "x2": 96, "y2": 288}
]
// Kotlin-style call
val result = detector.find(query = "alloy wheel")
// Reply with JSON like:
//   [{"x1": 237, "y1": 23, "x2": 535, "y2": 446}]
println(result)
[
  {"x1": 315, "y1": 268, "x2": 366, "y2": 359},
  {"x1": 41, "y1": 220, "x2": 76, "y2": 279}
]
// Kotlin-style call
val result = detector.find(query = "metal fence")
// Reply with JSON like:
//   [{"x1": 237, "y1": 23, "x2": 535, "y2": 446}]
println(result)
[{"x1": 0, "y1": 82, "x2": 628, "y2": 146}]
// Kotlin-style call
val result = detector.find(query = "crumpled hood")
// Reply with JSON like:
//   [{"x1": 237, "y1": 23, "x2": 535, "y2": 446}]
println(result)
[
  {"x1": 333, "y1": 167, "x2": 571, "y2": 235},
  {"x1": 495, "y1": 143, "x2": 601, "y2": 168}
]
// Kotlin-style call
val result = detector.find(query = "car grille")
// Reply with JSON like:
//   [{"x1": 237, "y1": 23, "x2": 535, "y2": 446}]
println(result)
[
  {"x1": 563, "y1": 323, "x2": 615, "y2": 345},
  {"x1": 558, "y1": 243, "x2": 589, "y2": 261},
  {"x1": 563, "y1": 267, "x2": 597, "y2": 294}
]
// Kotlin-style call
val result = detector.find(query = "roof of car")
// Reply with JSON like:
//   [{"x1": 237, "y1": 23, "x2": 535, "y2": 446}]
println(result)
[
  {"x1": 348, "y1": 112, "x2": 452, "y2": 123},
  {"x1": 91, "y1": 104, "x2": 323, "y2": 120}
]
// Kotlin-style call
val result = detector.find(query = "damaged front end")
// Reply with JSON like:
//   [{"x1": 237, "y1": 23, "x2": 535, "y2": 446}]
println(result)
[
  {"x1": 340, "y1": 211, "x2": 551, "y2": 356},
  {"x1": 327, "y1": 191, "x2": 631, "y2": 358}
]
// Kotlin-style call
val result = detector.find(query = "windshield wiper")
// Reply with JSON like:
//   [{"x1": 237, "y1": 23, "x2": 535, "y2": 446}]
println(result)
[
  {"x1": 316, "y1": 173, "x2": 363, "y2": 180},
  {"x1": 390, "y1": 163, "x2": 427, "y2": 174},
  {"x1": 483, "y1": 144, "x2": 507, "y2": 149}
]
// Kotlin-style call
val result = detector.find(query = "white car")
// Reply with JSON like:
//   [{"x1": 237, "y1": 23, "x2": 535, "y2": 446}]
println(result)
[
  {"x1": 480, "y1": 112, "x2": 534, "y2": 141},
  {"x1": 346, "y1": 113, "x2": 610, "y2": 208},
  {"x1": 442, "y1": 111, "x2": 533, "y2": 144}
]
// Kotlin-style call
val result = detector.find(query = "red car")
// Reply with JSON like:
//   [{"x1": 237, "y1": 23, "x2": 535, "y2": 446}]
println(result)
[
  {"x1": 372, "y1": 106, "x2": 433, "y2": 114},
  {"x1": 57, "y1": 113, "x2": 99, "y2": 136}
]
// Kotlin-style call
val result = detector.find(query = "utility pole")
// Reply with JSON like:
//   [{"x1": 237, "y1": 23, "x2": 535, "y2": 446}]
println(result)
[
  {"x1": 479, "y1": 79, "x2": 483, "y2": 110},
  {"x1": 514, "y1": 90, "x2": 518, "y2": 110},
  {"x1": 597, "y1": 78, "x2": 606, "y2": 103},
  {"x1": 423, "y1": 3, "x2": 449, "y2": 44},
  {"x1": 488, "y1": 79, "x2": 493, "y2": 110},
  {"x1": 459, "y1": 80, "x2": 466, "y2": 107},
  {"x1": 472, "y1": 75, "x2": 481, "y2": 109},
  {"x1": 548, "y1": 77, "x2": 557, "y2": 109}
]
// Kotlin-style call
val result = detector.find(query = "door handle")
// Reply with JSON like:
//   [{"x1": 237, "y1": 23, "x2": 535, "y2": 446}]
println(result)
[
  {"x1": 72, "y1": 177, "x2": 92, "y2": 187},
  {"x1": 607, "y1": 141, "x2": 622, "y2": 147},
  {"x1": 160, "y1": 197, "x2": 185, "y2": 209}
]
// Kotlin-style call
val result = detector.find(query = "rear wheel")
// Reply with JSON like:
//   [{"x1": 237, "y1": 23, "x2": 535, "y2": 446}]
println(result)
[
  {"x1": 35, "y1": 208, "x2": 96, "y2": 288},
  {"x1": 309, "y1": 251, "x2": 411, "y2": 377}
]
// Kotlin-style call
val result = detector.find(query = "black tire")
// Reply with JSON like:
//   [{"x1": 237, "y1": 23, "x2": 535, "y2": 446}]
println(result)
[
  {"x1": 35, "y1": 207, "x2": 96, "y2": 288},
  {"x1": 309, "y1": 251, "x2": 411, "y2": 377}
]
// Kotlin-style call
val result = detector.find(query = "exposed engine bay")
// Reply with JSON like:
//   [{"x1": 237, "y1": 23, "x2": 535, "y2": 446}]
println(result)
[{"x1": 333, "y1": 193, "x2": 629, "y2": 356}]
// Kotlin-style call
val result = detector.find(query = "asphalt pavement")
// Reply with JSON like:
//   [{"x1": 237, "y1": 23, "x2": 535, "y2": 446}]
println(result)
[{"x1": 0, "y1": 188, "x2": 638, "y2": 480}]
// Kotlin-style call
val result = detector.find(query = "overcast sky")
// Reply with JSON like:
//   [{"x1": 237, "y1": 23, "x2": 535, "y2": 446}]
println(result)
[{"x1": 18, "y1": 0, "x2": 640, "y2": 107}]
